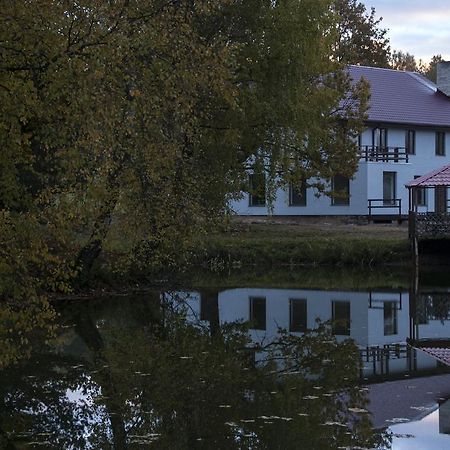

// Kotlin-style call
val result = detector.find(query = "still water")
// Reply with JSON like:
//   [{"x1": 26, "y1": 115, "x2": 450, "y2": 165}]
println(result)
[{"x1": 1, "y1": 267, "x2": 450, "y2": 449}]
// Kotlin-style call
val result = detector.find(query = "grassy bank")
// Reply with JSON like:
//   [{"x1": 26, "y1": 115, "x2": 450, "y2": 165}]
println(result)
[
  {"x1": 91, "y1": 218, "x2": 410, "y2": 290},
  {"x1": 190, "y1": 266, "x2": 411, "y2": 290},
  {"x1": 202, "y1": 219, "x2": 410, "y2": 269}
]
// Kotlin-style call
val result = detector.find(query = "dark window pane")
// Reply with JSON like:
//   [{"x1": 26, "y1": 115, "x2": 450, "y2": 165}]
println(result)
[
  {"x1": 439, "y1": 399, "x2": 450, "y2": 434},
  {"x1": 414, "y1": 176, "x2": 426, "y2": 206},
  {"x1": 373, "y1": 128, "x2": 388, "y2": 148},
  {"x1": 249, "y1": 173, "x2": 266, "y2": 206},
  {"x1": 436, "y1": 132, "x2": 446, "y2": 156},
  {"x1": 384, "y1": 301, "x2": 398, "y2": 336},
  {"x1": 332, "y1": 301, "x2": 350, "y2": 336},
  {"x1": 332, "y1": 175, "x2": 350, "y2": 205},
  {"x1": 405, "y1": 130, "x2": 415, "y2": 155},
  {"x1": 290, "y1": 299, "x2": 307, "y2": 332},
  {"x1": 289, "y1": 182, "x2": 307, "y2": 206},
  {"x1": 435, "y1": 186, "x2": 448, "y2": 213},
  {"x1": 383, "y1": 171, "x2": 396, "y2": 205},
  {"x1": 249, "y1": 297, "x2": 266, "y2": 330}
]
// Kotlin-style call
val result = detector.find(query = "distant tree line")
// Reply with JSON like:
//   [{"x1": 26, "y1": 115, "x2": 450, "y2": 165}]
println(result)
[{"x1": 333, "y1": 0, "x2": 444, "y2": 80}]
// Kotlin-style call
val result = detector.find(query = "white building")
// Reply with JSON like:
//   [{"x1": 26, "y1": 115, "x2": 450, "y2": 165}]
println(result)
[{"x1": 231, "y1": 63, "x2": 450, "y2": 219}]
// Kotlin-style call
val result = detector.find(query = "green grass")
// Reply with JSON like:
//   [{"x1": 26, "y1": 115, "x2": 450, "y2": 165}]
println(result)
[
  {"x1": 202, "y1": 220, "x2": 410, "y2": 268},
  {"x1": 189, "y1": 266, "x2": 410, "y2": 290}
]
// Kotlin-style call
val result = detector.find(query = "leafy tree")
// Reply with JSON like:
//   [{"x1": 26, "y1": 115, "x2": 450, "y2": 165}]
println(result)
[
  {"x1": 332, "y1": 0, "x2": 391, "y2": 67},
  {"x1": 424, "y1": 54, "x2": 444, "y2": 82},
  {"x1": 0, "y1": 0, "x2": 369, "y2": 293},
  {"x1": 390, "y1": 50, "x2": 418, "y2": 72}
]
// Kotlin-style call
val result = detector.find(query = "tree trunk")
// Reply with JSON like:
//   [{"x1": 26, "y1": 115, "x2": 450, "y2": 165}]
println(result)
[{"x1": 74, "y1": 313, "x2": 128, "y2": 449}]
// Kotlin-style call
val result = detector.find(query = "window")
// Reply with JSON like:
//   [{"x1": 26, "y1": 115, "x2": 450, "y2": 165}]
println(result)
[
  {"x1": 332, "y1": 301, "x2": 350, "y2": 336},
  {"x1": 289, "y1": 181, "x2": 307, "y2": 206},
  {"x1": 200, "y1": 293, "x2": 219, "y2": 323},
  {"x1": 436, "y1": 132, "x2": 446, "y2": 156},
  {"x1": 289, "y1": 299, "x2": 307, "y2": 332},
  {"x1": 331, "y1": 174, "x2": 350, "y2": 206},
  {"x1": 435, "y1": 186, "x2": 448, "y2": 214},
  {"x1": 413, "y1": 176, "x2": 426, "y2": 206},
  {"x1": 383, "y1": 171, "x2": 396, "y2": 206},
  {"x1": 384, "y1": 301, "x2": 398, "y2": 336},
  {"x1": 249, "y1": 173, "x2": 266, "y2": 207},
  {"x1": 373, "y1": 128, "x2": 388, "y2": 149},
  {"x1": 405, "y1": 130, "x2": 416, "y2": 155},
  {"x1": 249, "y1": 297, "x2": 266, "y2": 330}
]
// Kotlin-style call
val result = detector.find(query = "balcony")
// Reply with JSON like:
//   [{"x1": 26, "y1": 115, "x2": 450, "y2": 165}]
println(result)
[{"x1": 359, "y1": 145, "x2": 409, "y2": 163}]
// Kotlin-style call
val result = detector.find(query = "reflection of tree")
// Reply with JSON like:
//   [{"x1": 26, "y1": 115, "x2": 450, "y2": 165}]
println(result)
[
  {"x1": 0, "y1": 293, "x2": 390, "y2": 449},
  {"x1": 0, "y1": 297, "x2": 57, "y2": 370},
  {"x1": 417, "y1": 294, "x2": 450, "y2": 324}
]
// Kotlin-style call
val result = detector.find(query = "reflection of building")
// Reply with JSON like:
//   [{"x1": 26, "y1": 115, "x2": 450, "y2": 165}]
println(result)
[
  {"x1": 182, "y1": 287, "x2": 450, "y2": 379},
  {"x1": 440, "y1": 399, "x2": 450, "y2": 434}
]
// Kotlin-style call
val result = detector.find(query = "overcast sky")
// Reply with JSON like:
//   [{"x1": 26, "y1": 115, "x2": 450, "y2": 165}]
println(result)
[{"x1": 363, "y1": 0, "x2": 450, "y2": 63}]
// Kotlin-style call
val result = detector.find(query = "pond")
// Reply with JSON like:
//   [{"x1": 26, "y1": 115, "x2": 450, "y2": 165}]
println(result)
[{"x1": 1, "y1": 267, "x2": 450, "y2": 449}]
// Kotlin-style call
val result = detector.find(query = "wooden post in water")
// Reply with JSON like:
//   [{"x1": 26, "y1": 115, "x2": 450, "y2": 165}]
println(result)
[{"x1": 413, "y1": 236, "x2": 419, "y2": 267}]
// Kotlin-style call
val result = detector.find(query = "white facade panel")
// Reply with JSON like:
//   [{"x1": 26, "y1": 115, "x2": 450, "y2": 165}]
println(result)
[{"x1": 231, "y1": 126, "x2": 450, "y2": 217}]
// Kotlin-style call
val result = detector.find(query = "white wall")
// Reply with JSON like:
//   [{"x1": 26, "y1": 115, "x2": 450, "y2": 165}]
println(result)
[
  {"x1": 217, "y1": 288, "x2": 386, "y2": 347},
  {"x1": 230, "y1": 126, "x2": 450, "y2": 216},
  {"x1": 230, "y1": 165, "x2": 368, "y2": 216},
  {"x1": 367, "y1": 291, "x2": 410, "y2": 346}
]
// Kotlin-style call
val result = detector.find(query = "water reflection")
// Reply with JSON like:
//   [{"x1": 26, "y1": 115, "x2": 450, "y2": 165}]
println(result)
[
  {"x1": 1, "y1": 270, "x2": 450, "y2": 449},
  {"x1": 0, "y1": 292, "x2": 388, "y2": 449},
  {"x1": 387, "y1": 402, "x2": 450, "y2": 450},
  {"x1": 186, "y1": 286, "x2": 450, "y2": 380}
]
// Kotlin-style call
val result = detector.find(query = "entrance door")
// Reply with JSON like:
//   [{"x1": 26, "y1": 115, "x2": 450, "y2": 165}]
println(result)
[
  {"x1": 435, "y1": 186, "x2": 447, "y2": 213},
  {"x1": 383, "y1": 172, "x2": 396, "y2": 206}
]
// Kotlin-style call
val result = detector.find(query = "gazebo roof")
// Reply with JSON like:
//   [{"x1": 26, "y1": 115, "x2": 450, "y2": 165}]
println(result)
[
  {"x1": 408, "y1": 339, "x2": 450, "y2": 367},
  {"x1": 406, "y1": 163, "x2": 450, "y2": 187}
]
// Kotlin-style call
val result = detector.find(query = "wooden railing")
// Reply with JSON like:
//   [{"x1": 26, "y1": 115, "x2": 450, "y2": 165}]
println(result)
[
  {"x1": 359, "y1": 344, "x2": 410, "y2": 378},
  {"x1": 368, "y1": 198, "x2": 402, "y2": 222},
  {"x1": 410, "y1": 212, "x2": 450, "y2": 238},
  {"x1": 359, "y1": 146, "x2": 409, "y2": 163}
]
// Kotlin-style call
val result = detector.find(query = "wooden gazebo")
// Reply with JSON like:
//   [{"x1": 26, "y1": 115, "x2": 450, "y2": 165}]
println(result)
[{"x1": 406, "y1": 163, "x2": 450, "y2": 242}]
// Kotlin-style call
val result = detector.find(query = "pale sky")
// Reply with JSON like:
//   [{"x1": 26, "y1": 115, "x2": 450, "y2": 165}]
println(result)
[{"x1": 363, "y1": 0, "x2": 450, "y2": 63}]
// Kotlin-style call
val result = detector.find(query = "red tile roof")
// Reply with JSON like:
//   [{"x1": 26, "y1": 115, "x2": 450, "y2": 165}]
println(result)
[
  {"x1": 406, "y1": 164, "x2": 450, "y2": 187},
  {"x1": 416, "y1": 347, "x2": 450, "y2": 366},
  {"x1": 408, "y1": 339, "x2": 450, "y2": 366}
]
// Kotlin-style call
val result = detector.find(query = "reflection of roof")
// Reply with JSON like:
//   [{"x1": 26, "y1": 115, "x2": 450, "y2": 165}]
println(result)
[
  {"x1": 348, "y1": 65, "x2": 450, "y2": 127},
  {"x1": 408, "y1": 339, "x2": 450, "y2": 366},
  {"x1": 406, "y1": 164, "x2": 450, "y2": 187}
]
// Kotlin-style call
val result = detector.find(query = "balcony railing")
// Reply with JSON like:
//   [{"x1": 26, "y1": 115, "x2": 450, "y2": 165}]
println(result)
[
  {"x1": 359, "y1": 145, "x2": 409, "y2": 163},
  {"x1": 368, "y1": 198, "x2": 402, "y2": 222}
]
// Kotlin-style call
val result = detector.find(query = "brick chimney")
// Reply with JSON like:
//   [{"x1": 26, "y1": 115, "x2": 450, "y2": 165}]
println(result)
[{"x1": 437, "y1": 61, "x2": 450, "y2": 96}]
